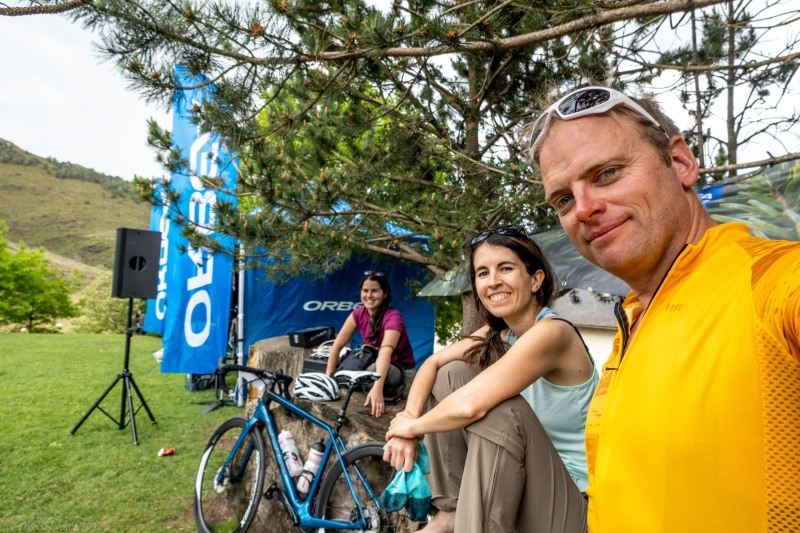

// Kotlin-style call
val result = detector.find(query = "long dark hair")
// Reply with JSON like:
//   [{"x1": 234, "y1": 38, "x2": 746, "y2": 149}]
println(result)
[
  {"x1": 462, "y1": 232, "x2": 557, "y2": 369},
  {"x1": 361, "y1": 272, "x2": 393, "y2": 341}
]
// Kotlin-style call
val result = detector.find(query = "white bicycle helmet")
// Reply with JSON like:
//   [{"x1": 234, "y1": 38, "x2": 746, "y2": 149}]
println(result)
[{"x1": 293, "y1": 372, "x2": 339, "y2": 402}]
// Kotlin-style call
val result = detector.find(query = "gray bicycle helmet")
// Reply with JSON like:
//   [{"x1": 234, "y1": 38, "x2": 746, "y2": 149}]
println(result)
[{"x1": 293, "y1": 372, "x2": 339, "y2": 402}]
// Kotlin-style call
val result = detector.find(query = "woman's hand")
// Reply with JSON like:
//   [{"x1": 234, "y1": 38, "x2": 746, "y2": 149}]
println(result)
[
  {"x1": 364, "y1": 386, "x2": 386, "y2": 417},
  {"x1": 386, "y1": 410, "x2": 419, "y2": 440},
  {"x1": 383, "y1": 436, "x2": 420, "y2": 473}
]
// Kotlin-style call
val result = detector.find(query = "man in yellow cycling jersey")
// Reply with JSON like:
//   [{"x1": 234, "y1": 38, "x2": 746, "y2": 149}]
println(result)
[{"x1": 527, "y1": 86, "x2": 800, "y2": 532}]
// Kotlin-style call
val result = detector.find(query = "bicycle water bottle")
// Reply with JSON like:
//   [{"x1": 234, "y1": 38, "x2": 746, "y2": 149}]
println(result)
[
  {"x1": 278, "y1": 430, "x2": 304, "y2": 477},
  {"x1": 296, "y1": 441, "x2": 325, "y2": 495}
]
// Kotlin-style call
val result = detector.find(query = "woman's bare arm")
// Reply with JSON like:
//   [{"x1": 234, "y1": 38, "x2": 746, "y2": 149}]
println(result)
[
  {"x1": 386, "y1": 319, "x2": 574, "y2": 439},
  {"x1": 325, "y1": 314, "x2": 358, "y2": 375},
  {"x1": 383, "y1": 326, "x2": 487, "y2": 471}
]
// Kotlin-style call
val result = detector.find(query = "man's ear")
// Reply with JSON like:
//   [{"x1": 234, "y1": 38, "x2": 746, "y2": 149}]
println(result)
[{"x1": 669, "y1": 136, "x2": 700, "y2": 190}]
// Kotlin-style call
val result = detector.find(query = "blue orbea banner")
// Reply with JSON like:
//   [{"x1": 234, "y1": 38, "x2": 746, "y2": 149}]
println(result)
[
  {"x1": 143, "y1": 179, "x2": 170, "y2": 335},
  {"x1": 158, "y1": 64, "x2": 239, "y2": 374}
]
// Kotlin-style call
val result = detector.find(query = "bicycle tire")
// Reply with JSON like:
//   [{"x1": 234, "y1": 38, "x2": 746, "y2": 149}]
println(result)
[
  {"x1": 314, "y1": 442, "x2": 407, "y2": 533},
  {"x1": 195, "y1": 417, "x2": 266, "y2": 533}
]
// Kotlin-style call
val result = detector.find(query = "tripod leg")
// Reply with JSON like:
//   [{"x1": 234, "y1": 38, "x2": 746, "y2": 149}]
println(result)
[
  {"x1": 119, "y1": 370, "x2": 130, "y2": 430},
  {"x1": 123, "y1": 375, "x2": 139, "y2": 445},
  {"x1": 70, "y1": 374, "x2": 124, "y2": 435},
  {"x1": 127, "y1": 373, "x2": 157, "y2": 423}
]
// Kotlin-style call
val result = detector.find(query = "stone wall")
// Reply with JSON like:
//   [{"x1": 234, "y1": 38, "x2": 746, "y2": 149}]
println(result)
[{"x1": 246, "y1": 336, "x2": 417, "y2": 532}]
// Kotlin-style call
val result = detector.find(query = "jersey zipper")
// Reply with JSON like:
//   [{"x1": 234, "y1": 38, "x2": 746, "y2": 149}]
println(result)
[{"x1": 614, "y1": 244, "x2": 688, "y2": 364}]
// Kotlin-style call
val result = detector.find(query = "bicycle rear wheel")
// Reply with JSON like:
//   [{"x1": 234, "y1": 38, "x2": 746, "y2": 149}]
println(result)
[
  {"x1": 195, "y1": 417, "x2": 265, "y2": 533},
  {"x1": 314, "y1": 442, "x2": 408, "y2": 533}
]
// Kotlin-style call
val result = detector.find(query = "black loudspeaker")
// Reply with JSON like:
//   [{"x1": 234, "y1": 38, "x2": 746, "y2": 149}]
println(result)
[{"x1": 111, "y1": 228, "x2": 161, "y2": 299}]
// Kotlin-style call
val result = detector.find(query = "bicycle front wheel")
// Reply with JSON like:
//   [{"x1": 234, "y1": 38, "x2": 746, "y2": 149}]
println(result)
[
  {"x1": 195, "y1": 417, "x2": 266, "y2": 533},
  {"x1": 314, "y1": 442, "x2": 408, "y2": 533}
]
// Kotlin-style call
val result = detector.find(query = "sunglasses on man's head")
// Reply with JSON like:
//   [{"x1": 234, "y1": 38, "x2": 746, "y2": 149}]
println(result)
[
  {"x1": 470, "y1": 225, "x2": 528, "y2": 248},
  {"x1": 364, "y1": 271, "x2": 385, "y2": 277},
  {"x1": 529, "y1": 87, "x2": 668, "y2": 150}
]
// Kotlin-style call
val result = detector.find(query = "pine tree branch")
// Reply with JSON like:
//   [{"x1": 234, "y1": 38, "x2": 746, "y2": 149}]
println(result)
[
  {"x1": 594, "y1": 0, "x2": 653, "y2": 7},
  {"x1": 366, "y1": 58, "x2": 451, "y2": 138},
  {"x1": 84, "y1": 0, "x2": 730, "y2": 65},
  {"x1": 457, "y1": 0, "x2": 514, "y2": 40},
  {"x1": 698, "y1": 152, "x2": 800, "y2": 175},
  {"x1": 317, "y1": 0, "x2": 730, "y2": 60},
  {"x1": 381, "y1": 173, "x2": 451, "y2": 192},
  {"x1": 0, "y1": 0, "x2": 92, "y2": 16},
  {"x1": 609, "y1": 49, "x2": 800, "y2": 73},
  {"x1": 356, "y1": 200, "x2": 458, "y2": 231},
  {"x1": 363, "y1": 242, "x2": 446, "y2": 274}
]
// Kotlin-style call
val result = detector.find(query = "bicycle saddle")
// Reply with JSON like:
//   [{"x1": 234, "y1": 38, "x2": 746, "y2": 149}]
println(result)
[{"x1": 333, "y1": 370, "x2": 381, "y2": 386}]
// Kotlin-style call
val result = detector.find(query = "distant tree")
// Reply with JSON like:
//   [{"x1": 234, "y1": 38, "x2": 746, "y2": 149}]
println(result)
[
  {"x1": 0, "y1": 223, "x2": 79, "y2": 331},
  {"x1": 74, "y1": 271, "x2": 135, "y2": 333},
  {"x1": 0, "y1": 222, "x2": 12, "y2": 322},
  {"x1": 432, "y1": 296, "x2": 464, "y2": 346},
  {"x1": 611, "y1": 0, "x2": 800, "y2": 180}
]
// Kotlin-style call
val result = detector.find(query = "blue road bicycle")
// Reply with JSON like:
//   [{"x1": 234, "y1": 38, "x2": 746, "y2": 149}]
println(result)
[{"x1": 193, "y1": 364, "x2": 406, "y2": 532}]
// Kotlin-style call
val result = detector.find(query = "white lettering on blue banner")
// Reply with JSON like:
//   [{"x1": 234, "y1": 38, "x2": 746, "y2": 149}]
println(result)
[
  {"x1": 185, "y1": 290, "x2": 212, "y2": 347},
  {"x1": 160, "y1": 65, "x2": 238, "y2": 374},
  {"x1": 155, "y1": 188, "x2": 170, "y2": 320},
  {"x1": 143, "y1": 181, "x2": 171, "y2": 334},
  {"x1": 302, "y1": 301, "x2": 363, "y2": 312},
  {"x1": 183, "y1": 136, "x2": 219, "y2": 348}
]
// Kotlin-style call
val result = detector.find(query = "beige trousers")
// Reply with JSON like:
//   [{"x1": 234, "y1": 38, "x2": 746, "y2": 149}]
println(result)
[{"x1": 424, "y1": 361, "x2": 587, "y2": 533}]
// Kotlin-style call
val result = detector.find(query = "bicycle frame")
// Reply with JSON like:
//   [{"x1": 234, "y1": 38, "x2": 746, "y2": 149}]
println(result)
[{"x1": 218, "y1": 379, "x2": 381, "y2": 530}]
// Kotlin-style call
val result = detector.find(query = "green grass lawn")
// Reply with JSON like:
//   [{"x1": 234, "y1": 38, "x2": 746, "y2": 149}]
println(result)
[{"x1": 0, "y1": 333, "x2": 237, "y2": 531}]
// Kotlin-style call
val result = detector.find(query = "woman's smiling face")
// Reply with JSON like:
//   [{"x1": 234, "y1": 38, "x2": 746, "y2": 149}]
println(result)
[
  {"x1": 360, "y1": 279, "x2": 386, "y2": 314},
  {"x1": 472, "y1": 243, "x2": 542, "y2": 323}
]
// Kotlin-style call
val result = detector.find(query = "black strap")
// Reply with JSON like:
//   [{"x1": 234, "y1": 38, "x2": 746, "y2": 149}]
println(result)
[{"x1": 543, "y1": 316, "x2": 591, "y2": 358}]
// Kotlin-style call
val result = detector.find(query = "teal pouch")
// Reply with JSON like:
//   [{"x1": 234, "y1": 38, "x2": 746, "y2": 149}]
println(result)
[{"x1": 381, "y1": 442, "x2": 432, "y2": 522}]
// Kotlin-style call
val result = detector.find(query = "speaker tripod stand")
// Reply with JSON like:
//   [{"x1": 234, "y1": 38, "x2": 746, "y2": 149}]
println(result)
[
  {"x1": 194, "y1": 311, "x2": 240, "y2": 415},
  {"x1": 70, "y1": 298, "x2": 156, "y2": 445},
  {"x1": 197, "y1": 360, "x2": 238, "y2": 415}
]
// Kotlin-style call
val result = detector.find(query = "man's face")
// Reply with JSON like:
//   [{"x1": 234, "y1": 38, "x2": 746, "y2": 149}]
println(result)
[{"x1": 539, "y1": 112, "x2": 694, "y2": 285}]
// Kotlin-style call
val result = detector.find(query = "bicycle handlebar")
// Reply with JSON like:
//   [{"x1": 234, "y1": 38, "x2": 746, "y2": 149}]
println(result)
[{"x1": 220, "y1": 364, "x2": 293, "y2": 386}]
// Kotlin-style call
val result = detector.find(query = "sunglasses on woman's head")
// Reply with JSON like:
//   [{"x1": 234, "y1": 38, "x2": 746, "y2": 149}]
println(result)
[
  {"x1": 470, "y1": 225, "x2": 528, "y2": 248},
  {"x1": 364, "y1": 271, "x2": 385, "y2": 277},
  {"x1": 529, "y1": 87, "x2": 668, "y2": 151}
]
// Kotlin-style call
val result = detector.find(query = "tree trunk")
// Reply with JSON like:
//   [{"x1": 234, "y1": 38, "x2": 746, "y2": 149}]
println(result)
[
  {"x1": 691, "y1": 9, "x2": 706, "y2": 170},
  {"x1": 725, "y1": 0, "x2": 738, "y2": 176},
  {"x1": 460, "y1": 291, "x2": 482, "y2": 337}
]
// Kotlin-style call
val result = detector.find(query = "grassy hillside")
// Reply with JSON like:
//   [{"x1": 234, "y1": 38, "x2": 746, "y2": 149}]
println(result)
[
  {"x1": 0, "y1": 139, "x2": 152, "y2": 269},
  {"x1": 6, "y1": 241, "x2": 105, "y2": 284}
]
